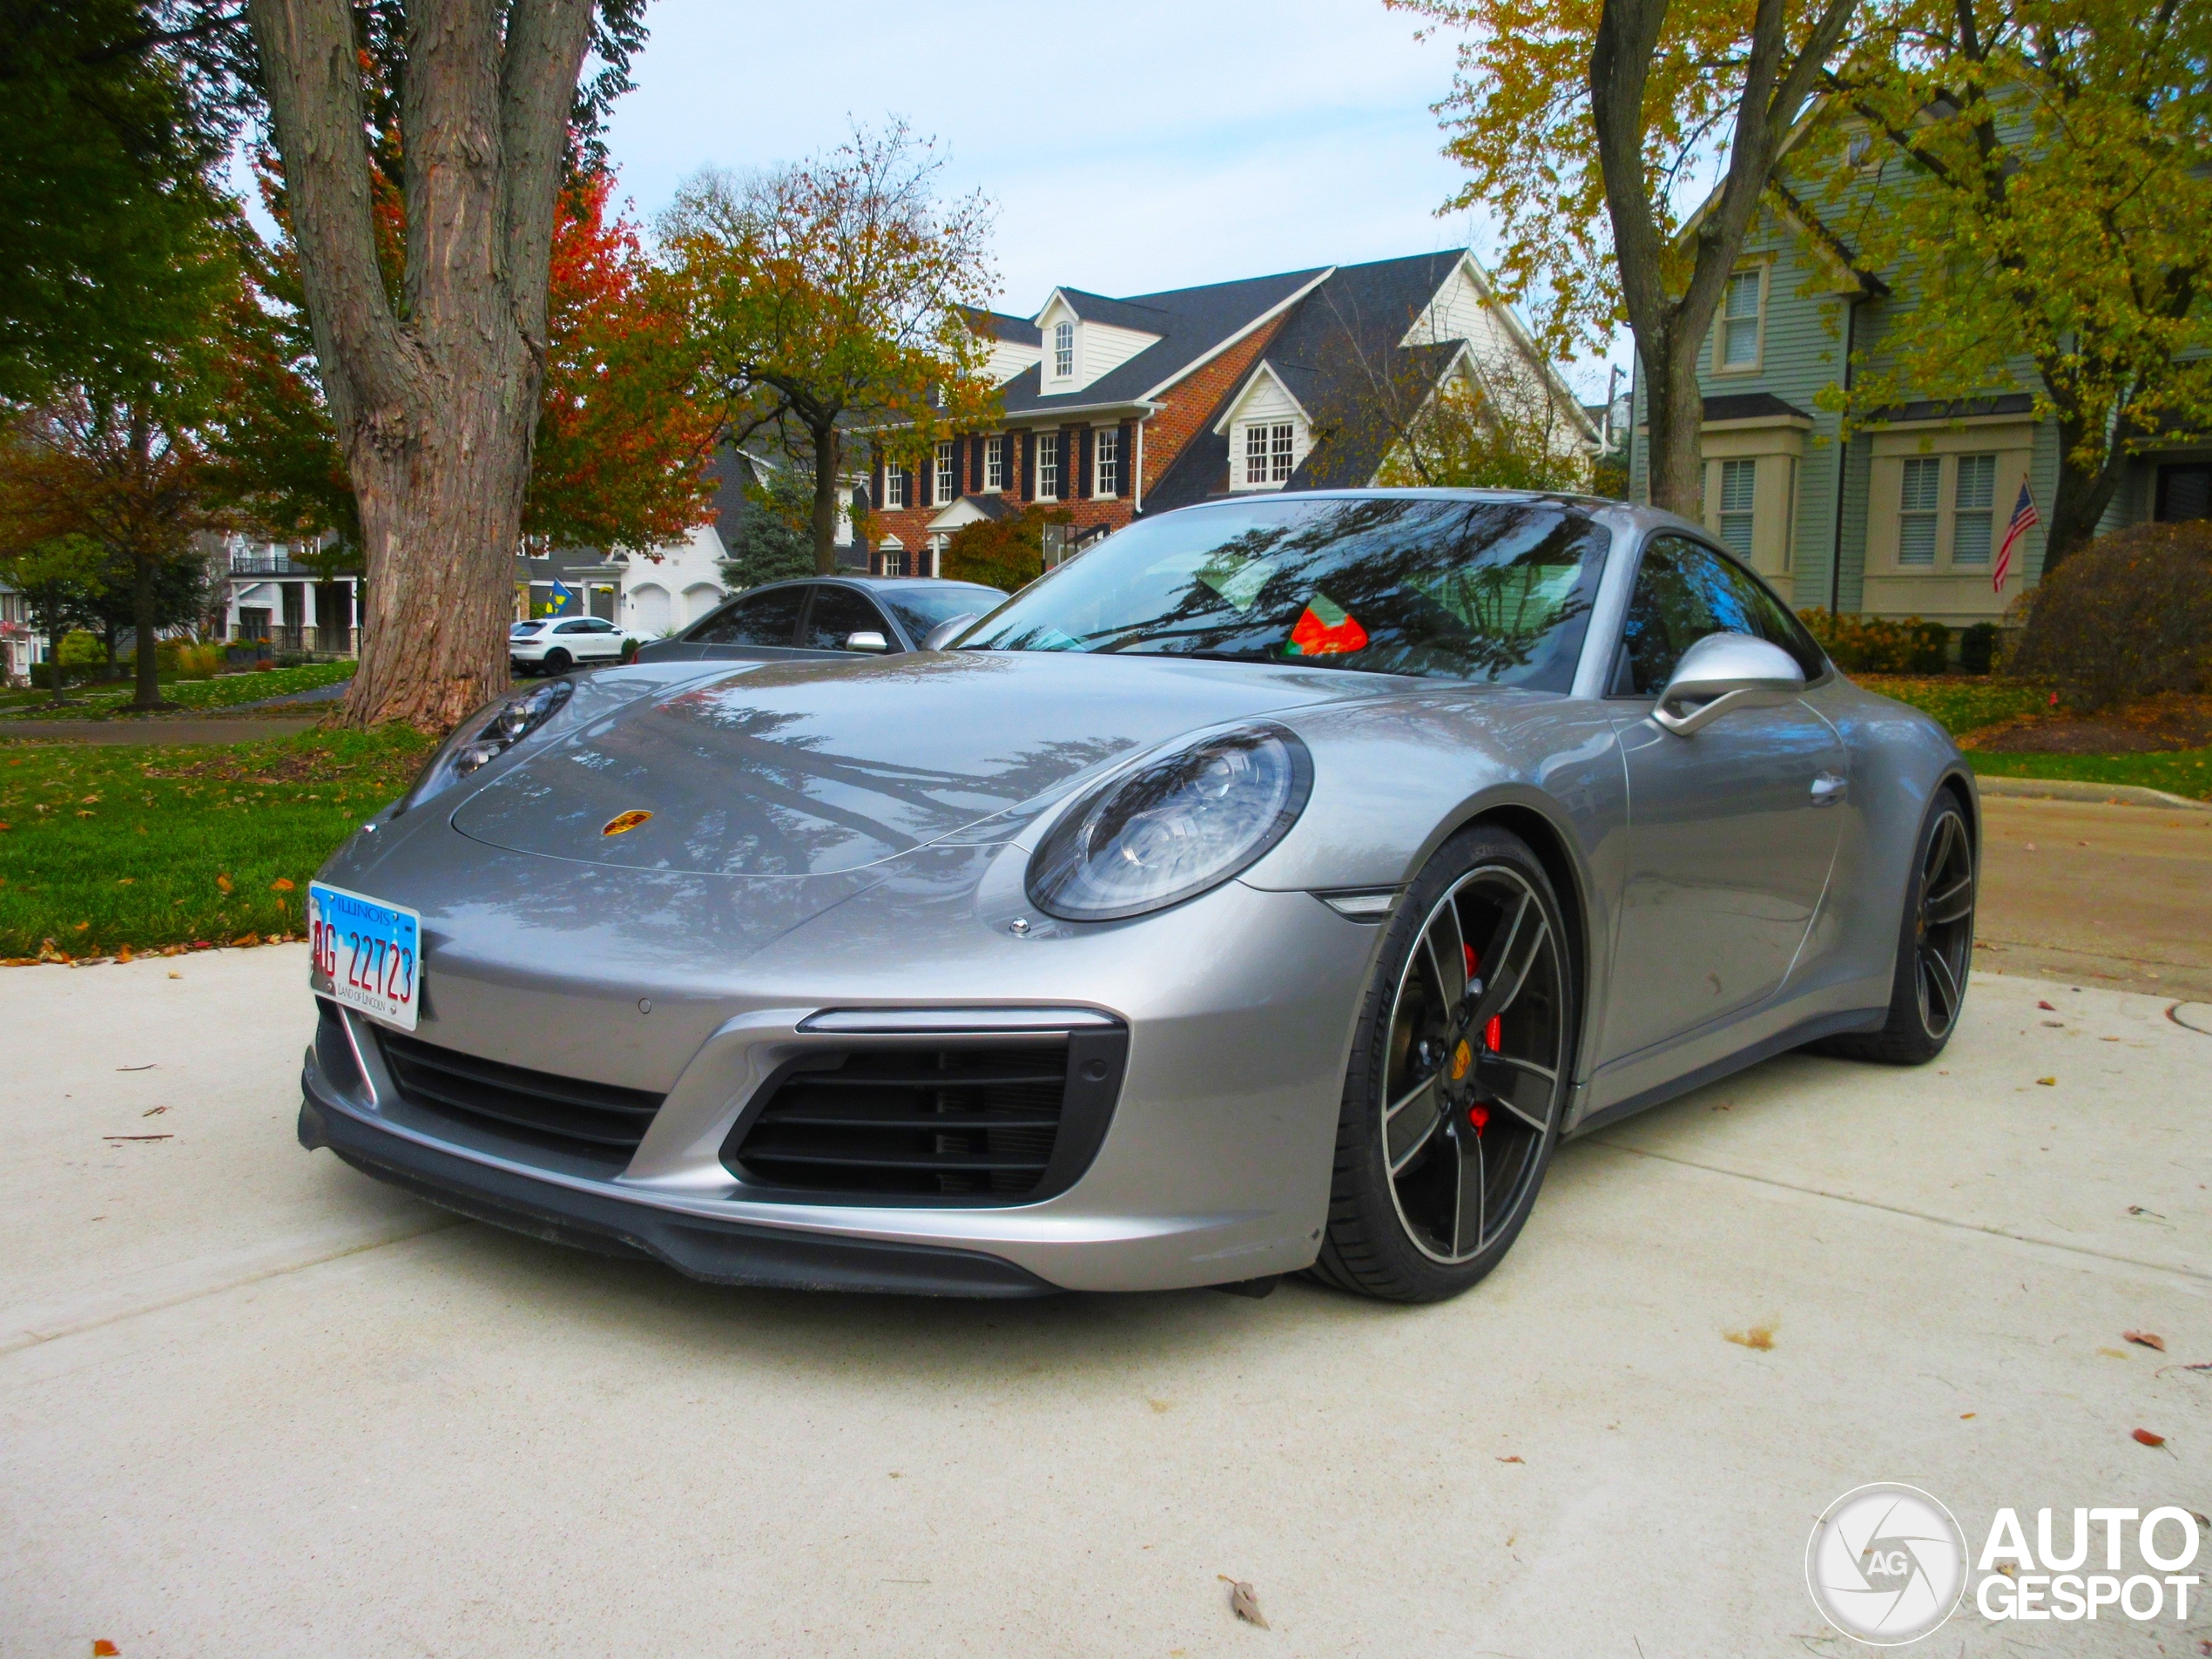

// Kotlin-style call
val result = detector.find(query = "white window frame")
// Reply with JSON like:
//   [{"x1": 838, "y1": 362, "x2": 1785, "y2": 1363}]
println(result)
[
  {"x1": 1244, "y1": 424, "x2": 1270, "y2": 488},
  {"x1": 1898, "y1": 456, "x2": 1940, "y2": 566},
  {"x1": 1717, "y1": 458, "x2": 1756, "y2": 556},
  {"x1": 1036, "y1": 432, "x2": 1061, "y2": 501},
  {"x1": 934, "y1": 441, "x2": 955, "y2": 507},
  {"x1": 881, "y1": 465, "x2": 907, "y2": 510},
  {"x1": 1951, "y1": 453, "x2": 1997, "y2": 566},
  {"x1": 984, "y1": 435, "x2": 1005, "y2": 492},
  {"x1": 1052, "y1": 320, "x2": 1075, "y2": 381},
  {"x1": 1715, "y1": 266, "x2": 1766, "y2": 374},
  {"x1": 1093, "y1": 428, "x2": 1119, "y2": 498},
  {"x1": 1269, "y1": 422, "x2": 1295, "y2": 483}
]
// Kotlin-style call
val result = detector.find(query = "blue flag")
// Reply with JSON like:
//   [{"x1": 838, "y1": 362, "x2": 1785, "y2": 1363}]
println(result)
[{"x1": 550, "y1": 578, "x2": 577, "y2": 616}]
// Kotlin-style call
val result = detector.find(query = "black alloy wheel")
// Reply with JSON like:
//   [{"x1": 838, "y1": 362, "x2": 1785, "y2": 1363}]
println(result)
[
  {"x1": 1817, "y1": 787, "x2": 1977, "y2": 1065},
  {"x1": 1312, "y1": 826, "x2": 1575, "y2": 1302},
  {"x1": 543, "y1": 647, "x2": 573, "y2": 676}
]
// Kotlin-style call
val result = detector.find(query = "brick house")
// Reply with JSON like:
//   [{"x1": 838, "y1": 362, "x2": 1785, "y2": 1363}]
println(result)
[{"x1": 864, "y1": 252, "x2": 1595, "y2": 573}]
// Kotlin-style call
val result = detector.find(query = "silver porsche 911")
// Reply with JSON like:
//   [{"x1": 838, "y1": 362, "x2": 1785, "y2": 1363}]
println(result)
[{"x1": 300, "y1": 490, "x2": 1978, "y2": 1303}]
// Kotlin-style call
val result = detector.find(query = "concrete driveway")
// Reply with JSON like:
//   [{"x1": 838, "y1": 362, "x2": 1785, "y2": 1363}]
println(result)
[{"x1": 2, "y1": 939, "x2": 2205, "y2": 1657}]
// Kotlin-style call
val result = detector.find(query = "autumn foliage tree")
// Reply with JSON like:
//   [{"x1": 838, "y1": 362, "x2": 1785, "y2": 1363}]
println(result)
[
  {"x1": 1817, "y1": 0, "x2": 2212, "y2": 570},
  {"x1": 528, "y1": 171, "x2": 717, "y2": 554},
  {"x1": 662, "y1": 123, "x2": 1002, "y2": 574},
  {"x1": 1393, "y1": 0, "x2": 1860, "y2": 512}
]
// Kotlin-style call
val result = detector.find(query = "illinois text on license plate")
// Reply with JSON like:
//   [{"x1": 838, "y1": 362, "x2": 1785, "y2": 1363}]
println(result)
[{"x1": 308, "y1": 882, "x2": 421, "y2": 1031}]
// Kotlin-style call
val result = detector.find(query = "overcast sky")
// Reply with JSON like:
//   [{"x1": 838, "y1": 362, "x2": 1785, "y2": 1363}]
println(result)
[{"x1": 598, "y1": 0, "x2": 1626, "y2": 399}]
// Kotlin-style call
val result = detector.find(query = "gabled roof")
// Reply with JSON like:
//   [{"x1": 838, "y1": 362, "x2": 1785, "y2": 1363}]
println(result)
[
  {"x1": 966, "y1": 307, "x2": 1042, "y2": 347},
  {"x1": 1000, "y1": 266, "x2": 1331, "y2": 418},
  {"x1": 1287, "y1": 341, "x2": 1467, "y2": 490}
]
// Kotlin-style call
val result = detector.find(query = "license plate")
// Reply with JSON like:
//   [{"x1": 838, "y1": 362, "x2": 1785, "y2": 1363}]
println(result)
[{"x1": 308, "y1": 882, "x2": 421, "y2": 1031}]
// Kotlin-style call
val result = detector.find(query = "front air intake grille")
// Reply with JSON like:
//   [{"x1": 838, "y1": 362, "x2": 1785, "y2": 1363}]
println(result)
[
  {"x1": 376, "y1": 1028, "x2": 664, "y2": 1170},
  {"x1": 724, "y1": 1028, "x2": 1128, "y2": 1204}
]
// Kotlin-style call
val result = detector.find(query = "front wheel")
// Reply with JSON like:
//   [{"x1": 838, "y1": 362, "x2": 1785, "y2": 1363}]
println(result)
[
  {"x1": 542, "y1": 647, "x2": 573, "y2": 676},
  {"x1": 1311, "y1": 826, "x2": 1577, "y2": 1304},
  {"x1": 1817, "y1": 788, "x2": 1976, "y2": 1065}
]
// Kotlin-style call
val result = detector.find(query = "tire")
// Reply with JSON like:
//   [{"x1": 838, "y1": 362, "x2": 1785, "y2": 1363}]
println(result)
[
  {"x1": 1310, "y1": 825, "x2": 1578, "y2": 1304},
  {"x1": 1816, "y1": 786, "x2": 1976, "y2": 1065},
  {"x1": 543, "y1": 647, "x2": 573, "y2": 676}
]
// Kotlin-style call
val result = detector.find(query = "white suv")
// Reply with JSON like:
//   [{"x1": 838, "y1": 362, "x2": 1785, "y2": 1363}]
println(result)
[{"x1": 510, "y1": 617, "x2": 625, "y2": 675}]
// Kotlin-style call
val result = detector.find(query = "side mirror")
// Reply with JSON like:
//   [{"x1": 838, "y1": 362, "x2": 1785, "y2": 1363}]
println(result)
[
  {"x1": 844, "y1": 630, "x2": 891, "y2": 654},
  {"x1": 921, "y1": 614, "x2": 979, "y2": 651},
  {"x1": 1652, "y1": 632, "x2": 1805, "y2": 736}
]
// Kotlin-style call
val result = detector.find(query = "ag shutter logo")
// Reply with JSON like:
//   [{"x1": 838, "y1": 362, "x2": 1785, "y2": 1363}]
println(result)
[{"x1": 1805, "y1": 1484, "x2": 1969, "y2": 1645}]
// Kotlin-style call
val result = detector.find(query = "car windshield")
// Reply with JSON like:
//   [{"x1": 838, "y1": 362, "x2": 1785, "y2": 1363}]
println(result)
[
  {"x1": 957, "y1": 496, "x2": 1609, "y2": 690},
  {"x1": 510, "y1": 622, "x2": 543, "y2": 636},
  {"x1": 878, "y1": 583, "x2": 1006, "y2": 640}
]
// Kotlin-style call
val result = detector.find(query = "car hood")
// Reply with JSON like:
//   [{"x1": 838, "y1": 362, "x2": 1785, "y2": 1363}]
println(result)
[{"x1": 450, "y1": 650, "x2": 1392, "y2": 876}]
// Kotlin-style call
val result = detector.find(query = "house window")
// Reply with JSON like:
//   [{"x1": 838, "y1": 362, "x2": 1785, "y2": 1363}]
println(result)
[
  {"x1": 925, "y1": 534, "x2": 947, "y2": 577},
  {"x1": 1036, "y1": 432, "x2": 1061, "y2": 500},
  {"x1": 1053, "y1": 320, "x2": 1074, "y2": 380},
  {"x1": 1898, "y1": 457, "x2": 1940, "y2": 565},
  {"x1": 1719, "y1": 270, "x2": 1763, "y2": 370},
  {"x1": 984, "y1": 435, "x2": 1005, "y2": 492},
  {"x1": 1952, "y1": 454, "x2": 1996, "y2": 564},
  {"x1": 1242, "y1": 421, "x2": 1298, "y2": 487},
  {"x1": 879, "y1": 544, "x2": 908, "y2": 577},
  {"x1": 1094, "y1": 428, "x2": 1120, "y2": 497},
  {"x1": 934, "y1": 441, "x2": 955, "y2": 507},
  {"x1": 1270, "y1": 423, "x2": 1295, "y2": 482},
  {"x1": 1718, "y1": 459, "x2": 1756, "y2": 557},
  {"x1": 1244, "y1": 424, "x2": 1271, "y2": 487},
  {"x1": 882, "y1": 466, "x2": 907, "y2": 510}
]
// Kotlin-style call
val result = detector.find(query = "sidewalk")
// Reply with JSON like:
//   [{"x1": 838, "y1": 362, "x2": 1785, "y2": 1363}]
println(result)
[{"x1": 1, "y1": 947, "x2": 2202, "y2": 1656}]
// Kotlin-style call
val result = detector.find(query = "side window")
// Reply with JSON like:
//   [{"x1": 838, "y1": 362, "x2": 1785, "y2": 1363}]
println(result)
[
  {"x1": 585, "y1": 618, "x2": 617, "y2": 634},
  {"x1": 1615, "y1": 536, "x2": 1824, "y2": 695},
  {"x1": 801, "y1": 585, "x2": 893, "y2": 651},
  {"x1": 1615, "y1": 537, "x2": 1726, "y2": 695},
  {"x1": 692, "y1": 587, "x2": 806, "y2": 647}
]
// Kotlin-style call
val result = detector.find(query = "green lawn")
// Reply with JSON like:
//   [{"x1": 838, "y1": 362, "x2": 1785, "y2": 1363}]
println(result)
[
  {"x1": 0, "y1": 661, "x2": 354, "y2": 719},
  {"x1": 1851, "y1": 674, "x2": 2051, "y2": 738},
  {"x1": 1965, "y1": 747, "x2": 2212, "y2": 800},
  {"x1": 0, "y1": 727, "x2": 430, "y2": 961},
  {"x1": 1849, "y1": 673, "x2": 2211, "y2": 800}
]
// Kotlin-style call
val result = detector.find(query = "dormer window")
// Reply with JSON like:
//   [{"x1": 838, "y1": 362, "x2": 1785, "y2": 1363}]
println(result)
[{"x1": 1053, "y1": 320, "x2": 1075, "y2": 380}]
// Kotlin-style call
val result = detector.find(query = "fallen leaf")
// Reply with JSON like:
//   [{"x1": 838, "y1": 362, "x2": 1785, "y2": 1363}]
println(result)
[
  {"x1": 142, "y1": 1106, "x2": 165, "y2": 1116},
  {"x1": 2036, "y1": 1076, "x2": 2057, "y2": 1086},
  {"x1": 271, "y1": 877, "x2": 294, "y2": 892},
  {"x1": 116, "y1": 877, "x2": 133, "y2": 886},
  {"x1": 1724, "y1": 1324, "x2": 1776, "y2": 1351},
  {"x1": 2038, "y1": 1000, "x2": 2057, "y2": 1010},
  {"x1": 2134, "y1": 1428, "x2": 2168, "y2": 1447},
  {"x1": 116, "y1": 1063, "x2": 154, "y2": 1072},
  {"x1": 1961, "y1": 1412, "x2": 1976, "y2": 1420},
  {"x1": 2128, "y1": 1205, "x2": 2167, "y2": 1217},
  {"x1": 93, "y1": 1642, "x2": 119, "y2": 1656},
  {"x1": 2099, "y1": 1346, "x2": 2133, "y2": 1359},
  {"x1": 1218, "y1": 1575, "x2": 1268, "y2": 1629},
  {"x1": 1148, "y1": 1399, "x2": 1174, "y2": 1414},
  {"x1": 1495, "y1": 1454, "x2": 1524, "y2": 1464},
  {"x1": 165, "y1": 971, "x2": 181, "y2": 980},
  {"x1": 2124, "y1": 1330, "x2": 2167, "y2": 1352},
  {"x1": 215, "y1": 873, "x2": 233, "y2": 894}
]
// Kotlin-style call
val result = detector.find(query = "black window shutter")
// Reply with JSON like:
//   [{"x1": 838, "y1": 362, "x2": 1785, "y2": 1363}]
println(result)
[
  {"x1": 1076, "y1": 426, "x2": 1094, "y2": 499},
  {"x1": 872, "y1": 461, "x2": 884, "y2": 511},
  {"x1": 1118, "y1": 421, "x2": 1136, "y2": 497},
  {"x1": 1022, "y1": 431, "x2": 1035, "y2": 499},
  {"x1": 948, "y1": 436, "x2": 963, "y2": 502}
]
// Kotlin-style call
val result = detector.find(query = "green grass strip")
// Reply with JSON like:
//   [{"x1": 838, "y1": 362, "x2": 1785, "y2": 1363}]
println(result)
[
  {"x1": 0, "y1": 726, "x2": 430, "y2": 960},
  {"x1": 0, "y1": 661, "x2": 355, "y2": 720},
  {"x1": 1967, "y1": 748, "x2": 2212, "y2": 801}
]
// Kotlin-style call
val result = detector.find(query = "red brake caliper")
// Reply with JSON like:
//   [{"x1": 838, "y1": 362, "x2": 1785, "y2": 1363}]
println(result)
[{"x1": 1463, "y1": 944, "x2": 1493, "y2": 1133}]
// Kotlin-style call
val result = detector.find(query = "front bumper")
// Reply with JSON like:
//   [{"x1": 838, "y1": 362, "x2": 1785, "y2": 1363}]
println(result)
[
  {"x1": 297, "y1": 1082, "x2": 1056, "y2": 1296},
  {"x1": 296, "y1": 847, "x2": 1386, "y2": 1295}
]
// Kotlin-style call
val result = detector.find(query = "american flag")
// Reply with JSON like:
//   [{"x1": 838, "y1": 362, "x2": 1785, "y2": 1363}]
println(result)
[{"x1": 1993, "y1": 482, "x2": 2038, "y2": 594}]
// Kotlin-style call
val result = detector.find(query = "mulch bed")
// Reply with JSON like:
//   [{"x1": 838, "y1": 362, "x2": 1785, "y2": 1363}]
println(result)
[{"x1": 1961, "y1": 691, "x2": 2212, "y2": 755}]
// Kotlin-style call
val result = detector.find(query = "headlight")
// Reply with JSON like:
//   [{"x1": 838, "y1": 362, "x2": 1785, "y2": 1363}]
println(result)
[
  {"x1": 1027, "y1": 725, "x2": 1312, "y2": 921},
  {"x1": 400, "y1": 678, "x2": 574, "y2": 812}
]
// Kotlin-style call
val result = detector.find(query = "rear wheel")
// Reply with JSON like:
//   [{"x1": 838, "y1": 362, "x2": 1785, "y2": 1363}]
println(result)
[
  {"x1": 543, "y1": 647, "x2": 573, "y2": 676},
  {"x1": 1817, "y1": 788, "x2": 1976, "y2": 1065},
  {"x1": 1311, "y1": 826, "x2": 1576, "y2": 1303}
]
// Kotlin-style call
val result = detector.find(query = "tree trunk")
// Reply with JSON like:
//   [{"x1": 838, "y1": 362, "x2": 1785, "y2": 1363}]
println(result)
[
  {"x1": 811, "y1": 422, "x2": 843, "y2": 576},
  {"x1": 2040, "y1": 430, "x2": 2128, "y2": 580},
  {"x1": 1642, "y1": 339, "x2": 1709, "y2": 516},
  {"x1": 246, "y1": 0, "x2": 595, "y2": 732},
  {"x1": 129, "y1": 550, "x2": 168, "y2": 711}
]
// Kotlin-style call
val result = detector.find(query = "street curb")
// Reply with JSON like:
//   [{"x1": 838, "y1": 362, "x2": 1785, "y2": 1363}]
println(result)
[{"x1": 1973, "y1": 774, "x2": 2211, "y2": 812}]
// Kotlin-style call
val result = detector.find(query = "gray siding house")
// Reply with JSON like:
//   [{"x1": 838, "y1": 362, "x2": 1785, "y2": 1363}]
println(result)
[{"x1": 1629, "y1": 147, "x2": 2209, "y2": 626}]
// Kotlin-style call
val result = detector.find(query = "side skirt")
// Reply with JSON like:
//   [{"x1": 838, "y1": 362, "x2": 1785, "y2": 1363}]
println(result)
[{"x1": 1564, "y1": 1007, "x2": 1886, "y2": 1140}]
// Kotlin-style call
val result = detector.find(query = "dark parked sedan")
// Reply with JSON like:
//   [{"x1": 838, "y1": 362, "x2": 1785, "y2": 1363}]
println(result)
[{"x1": 634, "y1": 576, "x2": 1006, "y2": 665}]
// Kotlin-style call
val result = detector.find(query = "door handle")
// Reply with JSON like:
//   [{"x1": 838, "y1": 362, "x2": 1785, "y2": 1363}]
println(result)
[{"x1": 1810, "y1": 772, "x2": 1848, "y2": 807}]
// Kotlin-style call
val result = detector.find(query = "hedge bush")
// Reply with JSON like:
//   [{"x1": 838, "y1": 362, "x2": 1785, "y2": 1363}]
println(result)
[
  {"x1": 2006, "y1": 521, "x2": 2212, "y2": 711},
  {"x1": 1958, "y1": 621, "x2": 2000, "y2": 676},
  {"x1": 1797, "y1": 609, "x2": 1951, "y2": 674}
]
